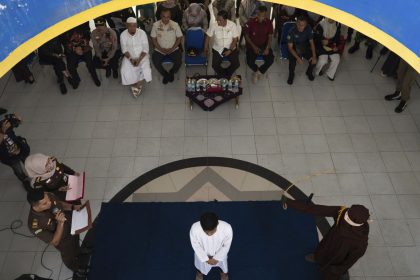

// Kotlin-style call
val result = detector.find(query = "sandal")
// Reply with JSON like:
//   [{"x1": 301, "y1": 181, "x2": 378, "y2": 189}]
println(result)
[{"x1": 131, "y1": 86, "x2": 140, "y2": 98}]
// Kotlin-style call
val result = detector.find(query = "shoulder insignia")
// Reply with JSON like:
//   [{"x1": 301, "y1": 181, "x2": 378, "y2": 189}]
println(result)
[
  {"x1": 32, "y1": 219, "x2": 38, "y2": 229},
  {"x1": 34, "y1": 229, "x2": 43, "y2": 235},
  {"x1": 336, "y1": 206, "x2": 347, "y2": 224}
]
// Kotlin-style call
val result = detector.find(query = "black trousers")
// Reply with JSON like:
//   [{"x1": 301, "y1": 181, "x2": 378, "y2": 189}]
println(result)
[
  {"x1": 39, "y1": 55, "x2": 66, "y2": 83},
  {"x1": 151, "y1": 49, "x2": 182, "y2": 76},
  {"x1": 288, "y1": 47, "x2": 315, "y2": 75},
  {"x1": 246, "y1": 49, "x2": 274, "y2": 74},
  {"x1": 66, "y1": 51, "x2": 98, "y2": 84},
  {"x1": 212, "y1": 49, "x2": 240, "y2": 79},
  {"x1": 93, "y1": 51, "x2": 120, "y2": 72},
  {"x1": 57, "y1": 231, "x2": 80, "y2": 272}
]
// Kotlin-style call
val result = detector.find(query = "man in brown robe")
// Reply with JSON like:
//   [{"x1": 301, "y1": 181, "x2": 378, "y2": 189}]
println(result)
[{"x1": 281, "y1": 194, "x2": 370, "y2": 280}]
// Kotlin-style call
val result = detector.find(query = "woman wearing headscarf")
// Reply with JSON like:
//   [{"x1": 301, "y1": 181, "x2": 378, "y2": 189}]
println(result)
[
  {"x1": 183, "y1": 3, "x2": 209, "y2": 30},
  {"x1": 25, "y1": 153, "x2": 79, "y2": 201},
  {"x1": 156, "y1": 0, "x2": 183, "y2": 27},
  {"x1": 313, "y1": 18, "x2": 344, "y2": 81}
]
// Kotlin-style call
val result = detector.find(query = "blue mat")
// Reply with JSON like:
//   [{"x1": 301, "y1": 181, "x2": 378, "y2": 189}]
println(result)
[{"x1": 89, "y1": 201, "x2": 320, "y2": 280}]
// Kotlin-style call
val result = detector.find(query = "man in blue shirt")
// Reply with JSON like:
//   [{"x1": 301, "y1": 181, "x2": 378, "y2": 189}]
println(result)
[{"x1": 286, "y1": 15, "x2": 317, "y2": 85}]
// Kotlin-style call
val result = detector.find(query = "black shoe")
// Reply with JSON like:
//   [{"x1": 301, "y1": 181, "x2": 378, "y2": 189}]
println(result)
[
  {"x1": 105, "y1": 68, "x2": 111, "y2": 78},
  {"x1": 163, "y1": 75, "x2": 169, "y2": 84},
  {"x1": 68, "y1": 77, "x2": 78, "y2": 89},
  {"x1": 306, "y1": 70, "x2": 315, "y2": 81},
  {"x1": 0, "y1": 108, "x2": 7, "y2": 115},
  {"x1": 113, "y1": 69, "x2": 118, "y2": 79},
  {"x1": 395, "y1": 100, "x2": 407, "y2": 113},
  {"x1": 93, "y1": 77, "x2": 101, "y2": 87},
  {"x1": 319, "y1": 70, "x2": 324, "y2": 76},
  {"x1": 168, "y1": 72, "x2": 174, "y2": 82},
  {"x1": 348, "y1": 42, "x2": 360, "y2": 54},
  {"x1": 59, "y1": 83, "x2": 67, "y2": 94},
  {"x1": 384, "y1": 91, "x2": 401, "y2": 101},
  {"x1": 366, "y1": 46, "x2": 373, "y2": 59},
  {"x1": 287, "y1": 73, "x2": 294, "y2": 85}
]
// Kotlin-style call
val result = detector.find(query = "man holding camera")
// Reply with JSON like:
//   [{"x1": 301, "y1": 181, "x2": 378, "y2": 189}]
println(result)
[
  {"x1": 0, "y1": 113, "x2": 30, "y2": 188},
  {"x1": 244, "y1": 5, "x2": 274, "y2": 83},
  {"x1": 27, "y1": 189, "x2": 85, "y2": 275},
  {"x1": 92, "y1": 17, "x2": 120, "y2": 79}
]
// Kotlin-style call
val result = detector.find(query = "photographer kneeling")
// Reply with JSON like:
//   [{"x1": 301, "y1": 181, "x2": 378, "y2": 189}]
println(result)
[{"x1": 0, "y1": 113, "x2": 31, "y2": 190}]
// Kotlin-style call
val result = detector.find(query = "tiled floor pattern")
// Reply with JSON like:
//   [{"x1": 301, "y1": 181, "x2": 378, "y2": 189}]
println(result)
[{"x1": 0, "y1": 42, "x2": 419, "y2": 279}]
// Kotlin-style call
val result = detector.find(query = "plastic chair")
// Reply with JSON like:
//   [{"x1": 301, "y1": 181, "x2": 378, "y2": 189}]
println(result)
[
  {"x1": 279, "y1": 21, "x2": 295, "y2": 59},
  {"x1": 184, "y1": 27, "x2": 207, "y2": 74}
]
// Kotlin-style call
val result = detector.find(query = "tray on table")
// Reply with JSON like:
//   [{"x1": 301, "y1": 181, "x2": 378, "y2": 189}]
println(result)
[{"x1": 185, "y1": 75, "x2": 242, "y2": 111}]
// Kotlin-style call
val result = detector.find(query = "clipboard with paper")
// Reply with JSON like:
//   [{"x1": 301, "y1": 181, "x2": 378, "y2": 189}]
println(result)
[
  {"x1": 65, "y1": 172, "x2": 85, "y2": 202},
  {"x1": 71, "y1": 200, "x2": 92, "y2": 235}
]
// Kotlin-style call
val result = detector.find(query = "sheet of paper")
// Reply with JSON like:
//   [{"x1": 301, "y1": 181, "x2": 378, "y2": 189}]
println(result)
[
  {"x1": 66, "y1": 172, "x2": 85, "y2": 201},
  {"x1": 71, "y1": 201, "x2": 92, "y2": 235}
]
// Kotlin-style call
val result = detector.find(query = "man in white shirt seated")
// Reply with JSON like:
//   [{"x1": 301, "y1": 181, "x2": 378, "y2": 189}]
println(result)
[
  {"x1": 190, "y1": 212, "x2": 233, "y2": 280},
  {"x1": 151, "y1": 8, "x2": 183, "y2": 84},
  {"x1": 120, "y1": 17, "x2": 152, "y2": 97},
  {"x1": 204, "y1": 10, "x2": 240, "y2": 78}
]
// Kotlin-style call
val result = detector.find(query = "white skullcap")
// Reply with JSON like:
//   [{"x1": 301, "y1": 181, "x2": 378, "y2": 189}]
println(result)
[{"x1": 126, "y1": 17, "x2": 137, "y2": 24}]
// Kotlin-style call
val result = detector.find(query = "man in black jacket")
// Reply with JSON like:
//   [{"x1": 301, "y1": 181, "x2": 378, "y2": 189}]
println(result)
[
  {"x1": 39, "y1": 38, "x2": 74, "y2": 94},
  {"x1": 0, "y1": 114, "x2": 30, "y2": 189}
]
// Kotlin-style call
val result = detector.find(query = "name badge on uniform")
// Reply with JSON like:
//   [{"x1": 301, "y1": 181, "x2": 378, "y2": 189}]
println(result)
[{"x1": 35, "y1": 229, "x2": 43, "y2": 235}]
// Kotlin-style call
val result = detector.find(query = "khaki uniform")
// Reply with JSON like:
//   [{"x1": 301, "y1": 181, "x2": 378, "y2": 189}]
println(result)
[
  {"x1": 396, "y1": 60, "x2": 418, "y2": 101},
  {"x1": 33, "y1": 158, "x2": 75, "y2": 201},
  {"x1": 28, "y1": 193, "x2": 80, "y2": 271}
]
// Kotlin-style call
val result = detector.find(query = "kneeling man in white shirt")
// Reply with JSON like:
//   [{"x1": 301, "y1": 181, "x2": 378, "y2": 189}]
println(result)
[{"x1": 190, "y1": 212, "x2": 233, "y2": 280}]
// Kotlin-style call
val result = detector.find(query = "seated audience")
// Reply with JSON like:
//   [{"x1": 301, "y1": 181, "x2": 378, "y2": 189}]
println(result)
[
  {"x1": 204, "y1": 10, "x2": 240, "y2": 79},
  {"x1": 27, "y1": 189, "x2": 85, "y2": 276},
  {"x1": 156, "y1": 0, "x2": 183, "y2": 27},
  {"x1": 121, "y1": 17, "x2": 152, "y2": 97},
  {"x1": 348, "y1": 31, "x2": 377, "y2": 59},
  {"x1": 91, "y1": 17, "x2": 120, "y2": 79},
  {"x1": 385, "y1": 60, "x2": 418, "y2": 113},
  {"x1": 273, "y1": 5, "x2": 298, "y2": 40},
  {"x1": 182, "y1": 3, "x2": 208, "y2": 30},
  {"x1": 11, "y1": 55, "x2": 35, "y2": 84},
  {"x1": 151, "y1": 9, "x2": 183, "y2": 84},
  {"x1": 25, "y1": 153, "x2": 79, "y2": 202},
  {"x1": 38, "y1": 37, "x2": 73, "y2": 94},
  {"x1": 313, "y1": 18, "x2": 344, "y2": 81},
  {"x1": 0, "y1": 113, "x2": 30, "y2": 188},
  {"x1": 63, "y1": 23, "x2": 101, "y2": 88},
  {"x1": 244, "y1": 6, "x2": 274, "y2": 83},
  {"x1": 103, "y1": 7, "x2": 136, "y2": 33},
  {"x1": 137, "y1": 3, "x2": 156, "y2": 33},
  {"x1": 286, "y1": 15, "x2": 317, "y2": 85},
  {"x1": 212, "y1": 0, "x2": 236, "y2": 20},
  {"x1": 238, "y1": 0, "x2": 262, "y2": 27},
  {"x1": 305, "y1": 11, "x2": 322, "y2": 27}
]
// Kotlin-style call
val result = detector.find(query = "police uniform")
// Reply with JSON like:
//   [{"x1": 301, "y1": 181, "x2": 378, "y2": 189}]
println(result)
[
  {"x1": 33, "y1": 157, "x2": 75, "y2": 201},
  {"x1": 28, "y1": 193, "x2": 80, "y2": 271}
]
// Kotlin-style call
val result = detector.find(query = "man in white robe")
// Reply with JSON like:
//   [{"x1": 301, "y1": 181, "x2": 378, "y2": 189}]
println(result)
[
  {"x1": 120, "y1": 17, "x2": 152, "y2": 98},
  {"x1": 190, "y1": 212, "x2": 233, "y2": 280}
]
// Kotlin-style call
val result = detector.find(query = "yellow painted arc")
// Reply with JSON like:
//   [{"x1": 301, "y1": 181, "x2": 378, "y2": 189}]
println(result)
[{"x1": 0, "y1": 0, "x2": 419, "y2": 78}]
